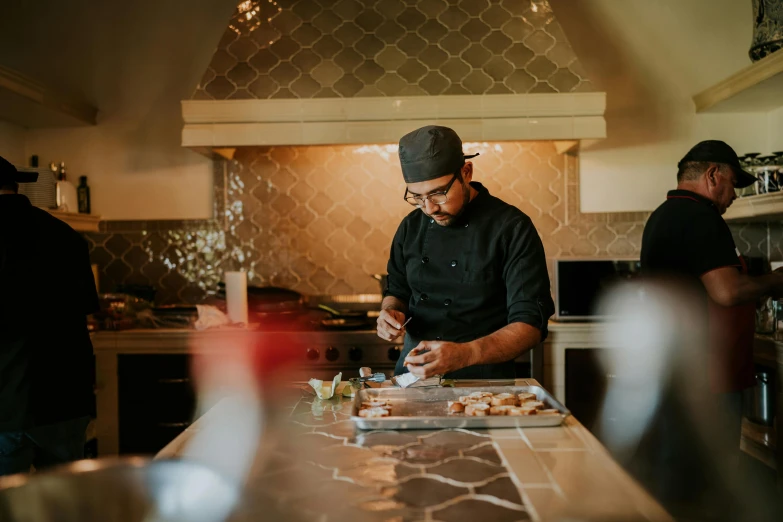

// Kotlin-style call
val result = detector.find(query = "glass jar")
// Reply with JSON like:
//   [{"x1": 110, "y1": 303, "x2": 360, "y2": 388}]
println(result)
[
  {"x1": 756, "y1": 296, "x2": 776, "y2": 335},
  {"x1": 775, "y1": 300, "x2": 783, "y2": 341}
]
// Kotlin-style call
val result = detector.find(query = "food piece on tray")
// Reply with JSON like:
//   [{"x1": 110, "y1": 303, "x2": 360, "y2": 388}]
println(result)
[
  {"x1": 523, "y1": 400, "x2": 545, "y2": 410},
  {"x1": 490, "y1": 405, "x2": 515, "y2": 415},
  {"x1": 490, "y1": 393, "x2": 517, "y2": 406},
  {"x1": 469, "y1": 391, "x2": 494, "y2": 399},
  {"x1": 458, "y1": 395, "x2": 492, "y2": 405},
  {"x1": 447, "y1": 401, "x2": 465, "y2": 414},
  {"x1": 539, "y1": 409, "x2": 560, "y2": 415},
  {"x1": 361, "y1": 400, "x2": 390, "y2": 409},
  {"x1": 465, "y1": 403, "x2": 490, "y2": 416},
  {"x1": 507, "y1": 406, "x2": 537, "y2": 416},
  {"x1": 517, "y1": 392, "x2": 537, "y2": 403},
  {"x1": 358, "y1": 407, "x2": 390, "y2": 418}
]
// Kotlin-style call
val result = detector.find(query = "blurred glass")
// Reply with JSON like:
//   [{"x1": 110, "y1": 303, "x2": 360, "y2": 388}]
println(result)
[{"x1": 756, "y1": 296, "x2": 776, "y2": 334}]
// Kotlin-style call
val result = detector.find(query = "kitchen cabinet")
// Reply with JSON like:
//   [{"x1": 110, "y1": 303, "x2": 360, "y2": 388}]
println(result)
[
  {"x1": 117, "y1": 354, "x2": 195, "y2": 455},
  {"x1": 723, "y1": 192, "x2": 783, "y2": 222},
  {"x1": 48, "y1": 209, "x2": 101, "y2": 232},
  {"x1": 0, "y1": 64, "x2": 97, "y2": 128},
  {"x1": 693, "y1": 50, "x2": 783, "y2": 113}
]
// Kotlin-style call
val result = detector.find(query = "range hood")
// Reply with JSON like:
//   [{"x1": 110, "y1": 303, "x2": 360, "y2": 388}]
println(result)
[{"x1": 182, "y1": 0, "x2": 606, "y2": 150}]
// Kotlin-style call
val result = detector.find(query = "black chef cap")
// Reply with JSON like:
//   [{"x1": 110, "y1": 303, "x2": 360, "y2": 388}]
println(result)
[
  {"x1": 398, "y1": 125, "x2": 479, "y2": 183},
  {"x1": 0, "y1": 155, "x2": 38, "y2": 184},
  {"x1": 678, "y1": 140, "x2": 757, "y2": 189}
]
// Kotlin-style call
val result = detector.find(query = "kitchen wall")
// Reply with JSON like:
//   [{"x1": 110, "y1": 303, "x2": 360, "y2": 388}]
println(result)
[
  {"x1": 0, "y1": 0, "x2": 237, "y2": 220},
  {"x1": 2, "y1": 0, "x2": 771, "y2": 219},
  {"x1": 83, "y1": 138, "x2": 774, "y2": 305},
  {"x1": 0, "y1": 121, "x2": 25, "y2": 165},
  {"x1": 84, "y1": 141, "x2": 648, "y2": 304},
  {"x1": 550, "y1": 0, "x2": 774, "y2": 213}
]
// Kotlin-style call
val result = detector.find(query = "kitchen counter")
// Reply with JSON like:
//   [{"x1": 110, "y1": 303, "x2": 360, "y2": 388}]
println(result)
[{"x1": 155, "y1": 378, "x2": 672, "y2": 522}]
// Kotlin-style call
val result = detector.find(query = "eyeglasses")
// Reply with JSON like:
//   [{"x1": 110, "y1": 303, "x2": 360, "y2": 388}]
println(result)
[{"x1": 404, "y1": 174, "x2": 459, "y2": 208}]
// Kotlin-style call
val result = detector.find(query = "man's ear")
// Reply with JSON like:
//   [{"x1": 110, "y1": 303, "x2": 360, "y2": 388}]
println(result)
[
  {"x1": 463, "y1": 162, "x2": 474, "y2": 183},
  {"x1": 705, "y1": 164, "x2": 721, "y2": 187}
]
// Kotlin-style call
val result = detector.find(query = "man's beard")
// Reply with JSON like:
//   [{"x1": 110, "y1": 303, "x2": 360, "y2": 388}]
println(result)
[{"x1": 429, "y1": 183, "x2": 471, "y2": 227}]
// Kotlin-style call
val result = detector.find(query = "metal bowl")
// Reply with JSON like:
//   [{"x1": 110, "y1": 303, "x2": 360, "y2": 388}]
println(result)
[{"x1": 0, "y1": 457, "x2": 238, "y2": 522}]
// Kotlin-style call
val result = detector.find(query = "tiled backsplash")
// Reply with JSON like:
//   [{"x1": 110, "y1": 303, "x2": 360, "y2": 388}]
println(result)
[
  {"x1": 192, "y1": 0, "x2": 593, "y2": 100},
  {"x1": 86, "y1": 141, "x2": 654, "y2": 304}
]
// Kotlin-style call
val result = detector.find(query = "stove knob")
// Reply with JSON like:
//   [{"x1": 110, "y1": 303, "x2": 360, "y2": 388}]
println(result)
[
  {"x1": 306, "y1": 347, "x2": 320, "y2": 361},
  {"x1": 349, "y1": 346, "x2": 363, "y2": 362},
  {"x1": 388, "y1": 346, "x2": 401, "y2": 361},
  {"x1": 325, "y1": 346, "x2": 339, "y2": 362}
]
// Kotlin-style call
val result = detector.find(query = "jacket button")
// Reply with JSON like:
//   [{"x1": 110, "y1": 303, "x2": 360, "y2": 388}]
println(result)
[
  {"x1": 450, "y1": 260, "x2": 458, "y2": 267},
  {"x1": 420, "y1": 293, "x2": 429, "y2": 301},
  {"x1": 422, "y1": 256, "x2": 429, "y2": 264},
  {"x1": 464, "y1": 223, "x2": 469, "y2": 228},
  {"x1": 444, "y1": 299, "x2": 452, "y2": 306},
  {"x1": 430, "y1": 219, "x2": 434, "y2": 224}
]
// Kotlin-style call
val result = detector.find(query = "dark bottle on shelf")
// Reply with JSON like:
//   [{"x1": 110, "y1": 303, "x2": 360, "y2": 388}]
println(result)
[{"x1": 77, "y1": 176, "x2": 91, "y2": 214}]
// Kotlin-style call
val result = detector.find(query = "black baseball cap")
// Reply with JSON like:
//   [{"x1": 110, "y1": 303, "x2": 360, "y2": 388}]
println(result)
[
  {"x1": 0, "y1": 155, "x2": 38, "y2": 184},
  {"x1": 678, "y1": 140, "x2": 757, "y2": 189},
  {"x1": 398, "y1": 125, "x2": 479, "y2": 183}
]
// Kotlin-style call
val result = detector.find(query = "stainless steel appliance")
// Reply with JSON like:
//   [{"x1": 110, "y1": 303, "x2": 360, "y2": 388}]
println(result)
[
  {"x1": 744, "y1": 366, "x2": 776, "y2": 426},
  {"x1": 554, "y1": 259, "x2": 642, "y2": 321}
]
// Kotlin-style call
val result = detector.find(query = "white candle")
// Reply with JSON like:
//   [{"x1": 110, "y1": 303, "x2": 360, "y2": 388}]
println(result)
[{"x1": 224, "y1": 271, "x2": 248, "y2": 325}]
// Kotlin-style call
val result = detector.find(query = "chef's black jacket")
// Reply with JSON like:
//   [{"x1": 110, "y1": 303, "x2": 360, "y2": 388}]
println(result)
[
  {"x1": 386, "y1": 182, "x2": 554, "y2": 379},
  {"x1": 0, "y1": 194, "x2": 99, "y2": 432}
]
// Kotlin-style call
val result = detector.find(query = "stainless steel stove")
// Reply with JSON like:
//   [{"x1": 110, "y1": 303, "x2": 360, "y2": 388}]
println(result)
[{"x1": 263, "y1": 329, "x2": 401, "y2": 381}]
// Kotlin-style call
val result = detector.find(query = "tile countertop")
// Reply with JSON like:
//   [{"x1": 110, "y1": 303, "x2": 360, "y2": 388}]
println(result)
[{"x1": 156, "y1": 379, "x2": 672, "y2": 522}]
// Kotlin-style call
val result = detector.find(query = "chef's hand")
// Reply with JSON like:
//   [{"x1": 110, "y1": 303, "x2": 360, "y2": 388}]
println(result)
[
  {"x1": 404, "y1": 341, "x2": 479, "y2": 379},
  {"x1": 377, "y1": 309, "x2": 406, "y2": 341}
]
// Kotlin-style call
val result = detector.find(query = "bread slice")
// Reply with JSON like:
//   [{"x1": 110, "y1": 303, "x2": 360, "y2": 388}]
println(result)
[
  {"x1": 468, "y1": 391, "x2": 494, "y2": 399},
  {"x1": 490, "y1": 393, "x2": 517, "y2": 406},
  {"x1": 490, "y1": 405, "x2": 515, "y2": 416},
  {"x1": 358, "y1": 407, "x2": 390, "y2": 418},
  {"x1": 361, "y1": 400, "x2": 389, "y2": 409},
  {"x1": 447, "y1": 401, "x2": 465, "y2": 413},
  {"x1": 517, "y1": 392, "x2": 537, "y2": 403},
  {"x1": 507, "y1": 407, "x2": 537, "y2": 416},
  {"x1": 465, "y1": 403, "x2": 490, "y2": 416}
]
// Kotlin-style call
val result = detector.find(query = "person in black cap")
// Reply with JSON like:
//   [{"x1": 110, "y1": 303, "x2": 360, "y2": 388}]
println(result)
[
  {"x1": 639, "y1": 140, "x2": 783, "y2": 516},
  {"x1": 376, "y1": 125, "x2": 554, "y2": 380},
  {"x1": 0, "y1": 155, "x2": 99, "y2": 475}
]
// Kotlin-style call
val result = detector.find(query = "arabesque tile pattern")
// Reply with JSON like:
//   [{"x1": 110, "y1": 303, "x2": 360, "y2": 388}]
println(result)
[
  {"x1": 192, "y1": 0, "x2": 594, "y2": 100},
  {"x1": 86, "y1": 141, "x2": 653, "y2": 304}
]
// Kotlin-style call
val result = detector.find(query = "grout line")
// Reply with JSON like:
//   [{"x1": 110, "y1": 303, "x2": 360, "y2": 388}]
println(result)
[
  {"x1": 518, "y1": 428, "x2": 567, "y2": 500},
  {"x1": 493, "y1": 439, "x2": 541, "y2": 522}
]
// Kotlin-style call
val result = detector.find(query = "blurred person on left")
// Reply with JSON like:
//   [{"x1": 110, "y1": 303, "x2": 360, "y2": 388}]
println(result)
[
  {"x1": 0, "y1": 156, "x2": 99, "y2": 476},
  {"x1": 377, "y1": 126, "x2": 554, "y2": 380}
]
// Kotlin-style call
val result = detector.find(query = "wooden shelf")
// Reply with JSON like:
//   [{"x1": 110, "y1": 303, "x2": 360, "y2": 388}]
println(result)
[
  {"x1": 693, "y1": 51, "x2": 783, "y2": 113},
  {"x1": 723, "y1": 191, "x2": 783, "y2": 221},
  {"x1": 0, "y1": 65, "x2": 97, "y2": 127},
  {"x1": 48, "y1": 210, "x2": 101, "y2": 232}
]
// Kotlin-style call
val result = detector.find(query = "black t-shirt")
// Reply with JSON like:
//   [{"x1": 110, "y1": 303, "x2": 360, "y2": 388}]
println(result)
[
  {"x1": 0, "y1": 194, "x2": 99, "y2": 430},
  {"x1": 641, "y1": 190, "x2": 740, "y2": 284},
  {"x1": 641, "y1": 189, "x2": 755, "y2": 392},
  {"x1": 386, "y1": 182, "x2": 555, "y2": 379}
]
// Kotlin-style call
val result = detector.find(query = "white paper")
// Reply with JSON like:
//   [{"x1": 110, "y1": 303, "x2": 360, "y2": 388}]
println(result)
[
  {"x1": 224, "y1": 271, "x2": 248, "y2": 325},
  {"x1": 308, "y1": 373, "x2": 342, "y2": 400}
]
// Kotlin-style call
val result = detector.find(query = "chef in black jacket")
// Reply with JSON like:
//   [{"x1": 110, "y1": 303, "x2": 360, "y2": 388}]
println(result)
[
  {"x1": 0, "y1": 156, "x2": 99, "y2": 475},
  {"x1": 377, "y1": 126, "x2": 554, "y2": 380}
]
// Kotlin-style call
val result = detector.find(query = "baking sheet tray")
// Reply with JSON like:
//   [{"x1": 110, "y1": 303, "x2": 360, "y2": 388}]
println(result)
[{"x1": 351, "y1": 385, "x2": 570, "y2": 430}]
